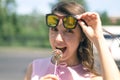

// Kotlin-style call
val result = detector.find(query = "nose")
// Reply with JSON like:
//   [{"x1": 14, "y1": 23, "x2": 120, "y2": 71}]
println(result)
[
  {"x1": 56, "y1": 33, "x2": 64, "y2": 43},
  {"x1": 55, "y1": 19, "x2": 64, "y2": 44}
]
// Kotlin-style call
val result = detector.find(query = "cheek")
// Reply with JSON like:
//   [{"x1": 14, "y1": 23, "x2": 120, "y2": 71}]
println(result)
[
  {"x1": 66, "y1": 33, "x2": 81, "y2": 49},
  {"x1": 49, "y1": 32, "x2": 58, "y2": 49},
  {"x1": 65, "y1": 35, "x2": 80, "y2": 48},
  {"x1": 49, "y1": 32, "x2": 54, "y2": 47}
]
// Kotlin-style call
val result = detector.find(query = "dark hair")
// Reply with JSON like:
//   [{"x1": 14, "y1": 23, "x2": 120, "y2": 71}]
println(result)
[{"x1": 52, "y1": 1, "x2": 99, "y2": 75}]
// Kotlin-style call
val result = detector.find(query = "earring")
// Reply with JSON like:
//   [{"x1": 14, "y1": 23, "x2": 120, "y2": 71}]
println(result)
[
  {"x1": 79, "y1": 41, "x2": 83, "y2": 53},
  {"x1": 79, "y1": 47, "x2": 83, "y2": 53},
  {"x1": 81, "y1": 38, "x2": 84, "y2": 42}
]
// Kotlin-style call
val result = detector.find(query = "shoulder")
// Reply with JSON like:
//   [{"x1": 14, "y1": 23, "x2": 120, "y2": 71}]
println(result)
[
  {"x1": 32, "y1": 57, "x2": 51, "y2": 68},
  {"x1": 24, "y1": 57, "x2": 51, "y2": 80},
  {"x1": 33, "y1": 57, "x2": 51, "y2": 63},
  {"x1": 24, "y1": 63, "x2": 32, "y2": 80}
]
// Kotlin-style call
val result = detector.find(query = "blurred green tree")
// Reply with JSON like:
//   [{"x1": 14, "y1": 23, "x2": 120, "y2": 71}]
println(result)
[
  {"x1": 116, "y1": 19, "x2": 120, "y2": 25},
  {"x1": 0, "y1": 0, "x2": 17, "y2": 45},
  {"x1": 100, "y1": 11, "x2": 111, "y2": 25},
  {"x1": 0, "y1": 0, "x2": 119, "y2": 47}
]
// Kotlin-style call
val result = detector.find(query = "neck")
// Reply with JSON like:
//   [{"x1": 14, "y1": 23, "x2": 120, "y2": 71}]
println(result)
[{"x1": 65, "y1": 57, "x2": 80, "y2": 66}]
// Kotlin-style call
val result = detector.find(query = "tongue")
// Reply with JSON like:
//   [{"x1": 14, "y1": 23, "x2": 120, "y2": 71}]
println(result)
[{"x1": 60, "y1": 47, "x2": 66, "y2": 53}]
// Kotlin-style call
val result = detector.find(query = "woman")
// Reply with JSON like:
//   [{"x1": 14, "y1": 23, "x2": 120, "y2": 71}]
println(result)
[{"x1": 24, "y1": 1, "x2": 120, "y2": 80}]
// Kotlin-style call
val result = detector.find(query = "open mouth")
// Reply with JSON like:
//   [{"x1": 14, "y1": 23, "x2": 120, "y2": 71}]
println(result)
[{"x1": 56, "y1": 47, "x2": 67, "y2": 53}]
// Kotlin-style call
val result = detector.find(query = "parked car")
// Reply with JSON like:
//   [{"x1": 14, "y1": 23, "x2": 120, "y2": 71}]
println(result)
[
  {"x1": 103, "y1": 26, "x2": 120, "y2": 60},
  {"x1": 92, "y1": 26, "x2": 120, "y2": 71}
]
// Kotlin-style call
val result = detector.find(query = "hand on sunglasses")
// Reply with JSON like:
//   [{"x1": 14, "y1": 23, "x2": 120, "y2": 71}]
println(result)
[{"x1": 77, "y1": 12, "x2": 103, "y2": 42}]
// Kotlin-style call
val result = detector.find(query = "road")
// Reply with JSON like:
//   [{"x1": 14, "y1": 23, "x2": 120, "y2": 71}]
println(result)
[{"x1": 0, "y1": 47, "x2": 52, "y2": 80}]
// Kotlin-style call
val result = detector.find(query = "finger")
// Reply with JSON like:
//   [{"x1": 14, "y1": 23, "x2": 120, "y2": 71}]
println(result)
[
  {"x1": 78, "y1": 20, "x2": 88, "y2": 32},
  {"x1": 40, "y1": 74, "x2": 59, "y2": 80},
  {"x1": 74, "y1": 14, "x2": 82, "y2": 20}
]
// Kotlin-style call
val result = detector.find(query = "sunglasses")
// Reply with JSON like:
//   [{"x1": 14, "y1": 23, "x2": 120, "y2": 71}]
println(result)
[{"x1": 46, "y1": 14, "x2": 80, "y2": 29}]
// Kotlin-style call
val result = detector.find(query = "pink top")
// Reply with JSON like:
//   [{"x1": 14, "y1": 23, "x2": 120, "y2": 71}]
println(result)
[{"x1": 31, "y1": 57, "x2": 91, "y2": 80}]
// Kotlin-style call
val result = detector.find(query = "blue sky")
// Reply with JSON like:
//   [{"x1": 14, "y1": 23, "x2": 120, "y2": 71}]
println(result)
[
  {"x1": 86, "y1": 0, "x2": 120, "y2": 17},
  {"x1": 16, "y1": 0, "x2": 120, "y2": 17}
]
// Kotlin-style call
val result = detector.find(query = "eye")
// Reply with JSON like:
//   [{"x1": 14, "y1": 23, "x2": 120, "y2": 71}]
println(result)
[
  {"x1": 50, "y1": 27, "x2": 58, "y2": 32},
  {"x1": 66, "y1": 29, "x2": 73, "y2": 33}
]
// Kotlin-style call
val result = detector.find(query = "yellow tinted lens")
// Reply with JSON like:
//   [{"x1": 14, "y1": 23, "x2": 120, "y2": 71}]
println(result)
[
  {"x1": 47, "y1": 15, "x2": 58, "y2": 27},
  {"x1": 63, "y1": 16, "x2": 77, "y2": 29}
]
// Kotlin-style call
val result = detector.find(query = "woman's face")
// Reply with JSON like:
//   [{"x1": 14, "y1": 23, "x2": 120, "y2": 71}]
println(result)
[{"x1": 49, "y1": 13, "x2": 82, "y2": 62}]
